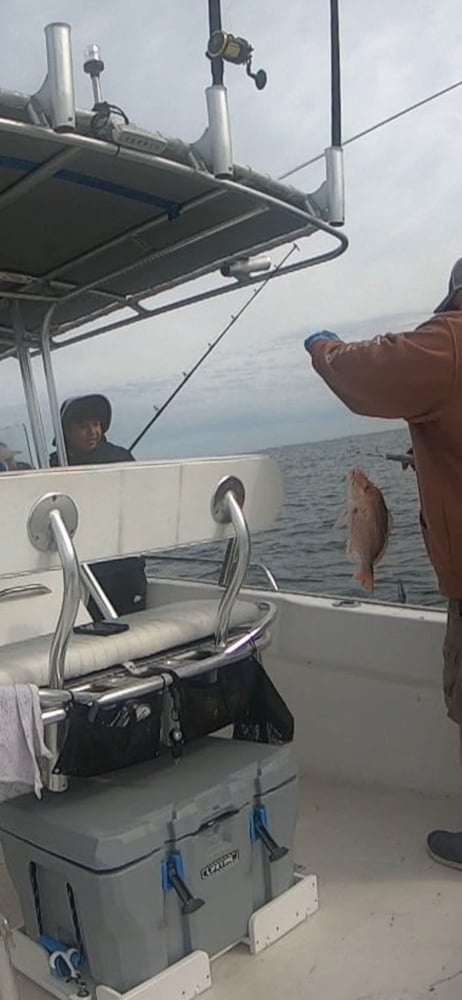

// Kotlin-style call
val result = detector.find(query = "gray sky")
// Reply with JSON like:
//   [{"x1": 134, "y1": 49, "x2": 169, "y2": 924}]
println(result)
[{"x1": 1, "y1": 0, "x2": 461, "y2": 458}]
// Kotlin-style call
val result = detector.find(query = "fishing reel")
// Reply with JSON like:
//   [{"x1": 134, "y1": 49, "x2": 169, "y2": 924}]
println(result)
[{"x1": 206, "y1": 30, "x2": 267, "y2": 90}]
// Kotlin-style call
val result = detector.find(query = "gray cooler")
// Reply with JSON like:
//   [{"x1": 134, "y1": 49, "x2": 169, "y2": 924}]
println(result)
[{"x1": 0, "y1": 736, "x2": 298, "y2": 994}]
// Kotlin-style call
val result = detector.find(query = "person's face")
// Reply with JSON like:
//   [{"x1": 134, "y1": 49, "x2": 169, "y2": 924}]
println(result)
[
  {"x1": 0, "y1": 446, "x2": 16, "y2": 470},
  {"x1": 67, "y1": 419, "x2": 102, "y2": 453}
]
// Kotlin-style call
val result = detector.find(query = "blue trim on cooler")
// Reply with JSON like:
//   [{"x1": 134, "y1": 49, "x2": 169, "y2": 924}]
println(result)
[
  {"x1": 161, "y1": 851, "x2": 186, "y2": 893},
  {"x1": 249, "y1": 804, "x2": 268, "y2": 843}
]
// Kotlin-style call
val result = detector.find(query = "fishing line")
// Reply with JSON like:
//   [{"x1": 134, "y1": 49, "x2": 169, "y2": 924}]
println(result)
[
  {"x1": 129, "y1": 243, "x2": 298, "y2": 451},
  {"x1": 279, "y1": 77, "x2": 462, "y2": 180},
  {"x1": 130, "y1": 16, "x2": 462, "y2": 450}
]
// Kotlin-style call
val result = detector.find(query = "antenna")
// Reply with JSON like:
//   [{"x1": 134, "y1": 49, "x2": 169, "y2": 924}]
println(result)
[{"x1": 83, "y1": 43, "x2": 105, "y2": 107}]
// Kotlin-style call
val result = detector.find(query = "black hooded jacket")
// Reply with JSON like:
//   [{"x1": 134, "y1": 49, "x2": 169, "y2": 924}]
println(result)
[
  {"x1": 49, "y1": 395, "x2": 134, "y2": 466},
  {"x1": 49, "y1": 440, "x2": 133, "y2": 466},
  {"x1": 49, "y1": 394, "x2": 146, "y2": 618}
]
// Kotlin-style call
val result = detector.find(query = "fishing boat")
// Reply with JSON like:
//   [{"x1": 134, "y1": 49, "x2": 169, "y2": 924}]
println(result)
[{"x1": 0, "y1": 4, "x2": 458, "y2": 1000}]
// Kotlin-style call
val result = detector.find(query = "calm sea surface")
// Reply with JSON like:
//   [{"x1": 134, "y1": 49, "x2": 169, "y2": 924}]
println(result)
[{"x1": 148, "y1": 427, "x2": 443, "y2": 609}]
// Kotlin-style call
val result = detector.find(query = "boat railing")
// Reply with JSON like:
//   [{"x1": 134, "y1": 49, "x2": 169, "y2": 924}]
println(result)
[{"x1": 147, "y1": 553, "x2": 280, "y2": 592}]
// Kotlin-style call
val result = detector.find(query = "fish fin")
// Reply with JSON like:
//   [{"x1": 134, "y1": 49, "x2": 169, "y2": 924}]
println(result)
[
  {"x1": 372, "y1": 508, "x2": 393, "y2": 568},
  {"x1": 374, "y1": 518, "x2": 393, "y2": 567},
  {"x1": 334, "y1": 508, "x2": 348, "y2": 529},
  {"x1": 374, "y1": 538, "x2": 389, "y2": 567},
  {"x1": 354, "y1": 567, "x2": 374, "y2": 592}
]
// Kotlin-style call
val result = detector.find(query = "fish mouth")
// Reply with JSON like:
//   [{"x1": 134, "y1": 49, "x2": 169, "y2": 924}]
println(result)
[
  {"x1": 347, "y1": 468, "x2": 358, "y2": 485},
  {"x1": 349, "y1": 467, "x2": 367, "y2": 485}
]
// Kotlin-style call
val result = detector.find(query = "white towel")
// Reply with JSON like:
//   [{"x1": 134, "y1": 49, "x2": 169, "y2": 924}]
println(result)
[{"x1": 0, "y1": 685, "x2": 52, "y2": 801}]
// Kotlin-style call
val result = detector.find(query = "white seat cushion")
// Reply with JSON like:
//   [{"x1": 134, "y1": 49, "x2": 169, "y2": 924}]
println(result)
[{"x1": 0, "y1": 599, "x2": 260, "y2": 687}]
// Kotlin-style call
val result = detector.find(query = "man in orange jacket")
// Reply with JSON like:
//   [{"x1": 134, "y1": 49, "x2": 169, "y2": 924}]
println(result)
[{"x1": 304, "y1": 258, "x2": 462, "y2": 870}]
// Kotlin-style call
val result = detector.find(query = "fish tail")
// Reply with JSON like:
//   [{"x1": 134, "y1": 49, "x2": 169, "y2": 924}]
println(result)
[{"x1": 354, "y1": 566, "x2": 374, "y2": 592}]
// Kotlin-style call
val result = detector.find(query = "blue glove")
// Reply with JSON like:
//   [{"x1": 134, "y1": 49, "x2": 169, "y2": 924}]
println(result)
[{"x1": 304, "y1": 330, "x2": 340, "y2": 352}]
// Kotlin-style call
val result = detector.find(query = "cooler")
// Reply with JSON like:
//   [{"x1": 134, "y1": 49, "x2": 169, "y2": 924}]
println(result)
[{"x1": 0, "y1": 736, "x2": 298, "y2": 994}]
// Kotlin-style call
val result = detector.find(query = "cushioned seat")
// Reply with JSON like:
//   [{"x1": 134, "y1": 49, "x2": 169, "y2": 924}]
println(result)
[{"x1": 0, "y1": 599, "x2": 260, "y2": 688}]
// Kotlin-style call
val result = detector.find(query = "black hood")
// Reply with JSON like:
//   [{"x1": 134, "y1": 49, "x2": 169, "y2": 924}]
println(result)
[{"x1": 60, "y1": 394, "x2": 112, "y2": 435}]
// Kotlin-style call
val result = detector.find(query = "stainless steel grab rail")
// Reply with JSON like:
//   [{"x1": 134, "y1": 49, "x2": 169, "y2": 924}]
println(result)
[
  {"x1": 45, "y1": 509, "x2": 80, "y2": 792},
  {"x1": 36, "y1": 476, "x2": 271, "y2": 749},
  {"x1": 27, "y1": 493, "x2": 81, "y2": 791},
  {"x1": 211, "y1": 476, "x2": 251, "y2": 648},
  {"x1": 48, "y1": 510, "x2": 81, "y2": 691},
  {"x1": 215, "y1": 494, "x2": 251, "y2": 647},
  {"x1": 79, "y1": 563, "x2": 137, "y2": 674},
  {"x1": 258, "y1": 563, "x2": 279, "y2": 591},
  {"x1": 39, "y1": 600, "x2": 277, "y2": 726},
  {"x1": 80, "y1": 562, "x2": 118, "y2": 619},
  {"x1": 0, "y1": 583, "x2": 52, "y2": 601}
]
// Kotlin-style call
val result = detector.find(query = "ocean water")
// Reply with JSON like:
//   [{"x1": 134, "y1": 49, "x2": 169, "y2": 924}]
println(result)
[{"x1": 148, "y1": 427, "x2": 444, "y2": 608}]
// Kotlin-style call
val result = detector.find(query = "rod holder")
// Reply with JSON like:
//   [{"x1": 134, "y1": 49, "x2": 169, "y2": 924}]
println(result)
[
  {"x1": 205, "y1": 84, "x2": 233, "y2": 177},
  {"x1": 325, "y1": 146, "x2": 345, "y2": 226},
  {"x1": 32, "y1": 23, "x2": 76, "y2": 132},
  {"x1": 221, "y1": 256, "x2": 272, "y2": 281},
  {"x1": 211, "y1": 476, "x2": 250, "y2": 647}
]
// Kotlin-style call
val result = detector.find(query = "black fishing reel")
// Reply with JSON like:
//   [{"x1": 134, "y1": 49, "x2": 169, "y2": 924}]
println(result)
[{"x1": 206, "y1": 30, "x2": 267, "y2": 90}]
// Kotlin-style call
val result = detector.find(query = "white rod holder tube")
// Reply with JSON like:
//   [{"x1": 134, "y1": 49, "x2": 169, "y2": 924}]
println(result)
[
  {"x1": 206, "y1": 85, "x2": 233, "y2": 177},
  {"x1": 44, "y1": 22, "x2": 76, "y2": 132},
  {"x1": 325, "y1": 145, "x2": 345, "y2": 226}
]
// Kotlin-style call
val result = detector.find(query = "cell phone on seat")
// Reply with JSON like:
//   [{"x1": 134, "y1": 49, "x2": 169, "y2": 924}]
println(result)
[{"x1": 73, "y1": 620, "x2": 130, "y2": 637}]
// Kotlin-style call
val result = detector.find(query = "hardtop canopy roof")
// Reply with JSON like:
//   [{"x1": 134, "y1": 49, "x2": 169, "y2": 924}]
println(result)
[{"x1": 0, "y1": 115, "x2": 342, "y2": 358}]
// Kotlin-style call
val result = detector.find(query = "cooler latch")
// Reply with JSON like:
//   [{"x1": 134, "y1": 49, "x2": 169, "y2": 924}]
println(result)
[
  {"x1": 161, "y1": 852, "x2": 205, "y2": 915},
  {"x1": 250, "y1": 805, "x2": 289, "y2": 863}
]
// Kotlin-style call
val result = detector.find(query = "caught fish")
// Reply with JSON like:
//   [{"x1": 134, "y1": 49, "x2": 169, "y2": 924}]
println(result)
[{"x1": 336, "y1": 468, "x2": 393, "y2": 593}]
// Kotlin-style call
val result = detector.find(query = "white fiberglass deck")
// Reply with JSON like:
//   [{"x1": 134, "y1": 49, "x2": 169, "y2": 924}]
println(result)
[
  {"x1": 1, "y1": 586, "x2": 460, "y2": 1000},
  {"x1": 3, "y1": 777, "x2": 461, "y2": 1000},
  {"x1": 214, "y1": 780, "x2": 462, "y2": 1000}
]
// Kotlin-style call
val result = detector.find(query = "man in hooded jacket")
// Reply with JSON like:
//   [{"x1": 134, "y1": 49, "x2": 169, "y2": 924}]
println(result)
[{"x1": 50, "y1": 394, "x2": 147, "y2": 618}]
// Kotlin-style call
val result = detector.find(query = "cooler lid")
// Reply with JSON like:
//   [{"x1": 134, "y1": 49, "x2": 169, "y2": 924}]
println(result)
[{"x1": 0, "y1": 738, "x2": 296, "y2": 871}]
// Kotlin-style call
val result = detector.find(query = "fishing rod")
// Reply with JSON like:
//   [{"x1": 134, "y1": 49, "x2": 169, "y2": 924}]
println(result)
[
  {"x1": 129, "y1": 243, "x2": 298, "y2": 451},
  {"x1": 279, "y1": 76, "x2": 462, "y2": 181}
]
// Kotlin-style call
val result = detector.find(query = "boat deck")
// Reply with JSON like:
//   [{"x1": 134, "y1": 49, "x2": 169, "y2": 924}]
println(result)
[{"x1": 6, "y1": 776, "x2": 462, "y2": 1000}]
